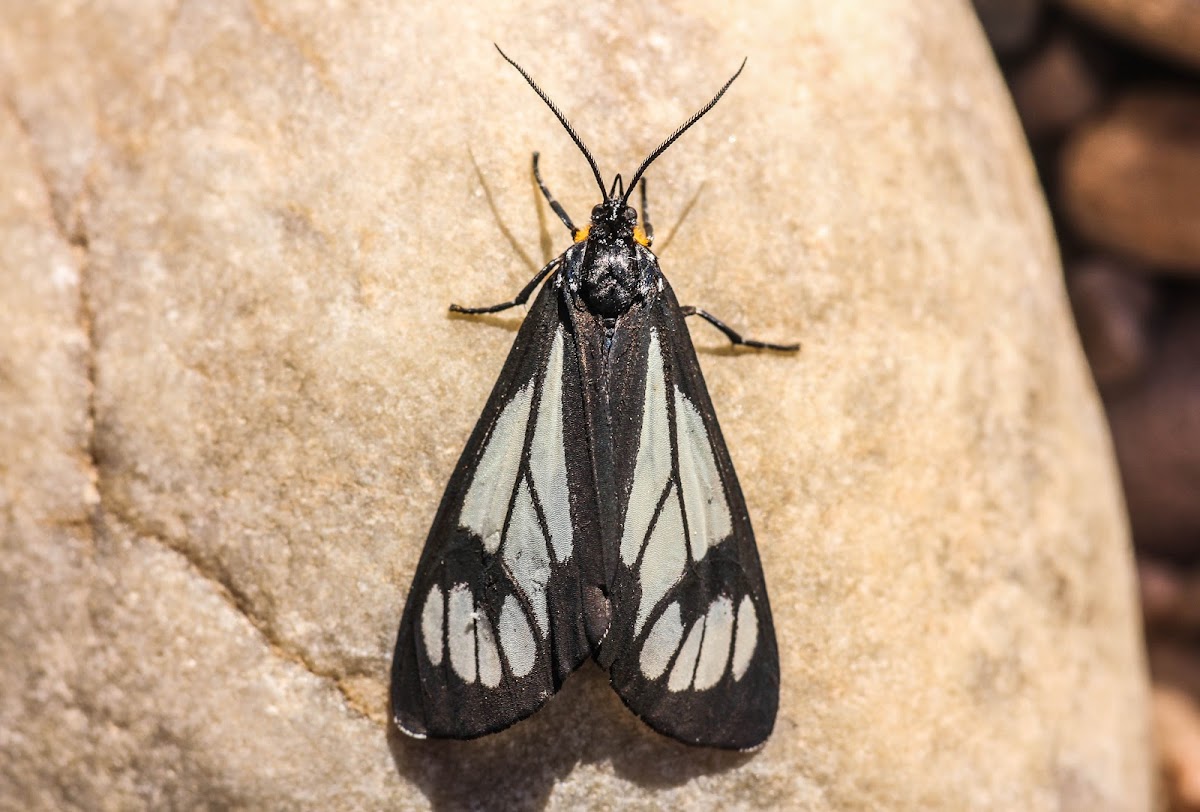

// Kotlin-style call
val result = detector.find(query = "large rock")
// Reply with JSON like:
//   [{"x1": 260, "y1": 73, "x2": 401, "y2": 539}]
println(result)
[{"x1": 0, "y1": 2, "x2": 1152, "y2": 809}]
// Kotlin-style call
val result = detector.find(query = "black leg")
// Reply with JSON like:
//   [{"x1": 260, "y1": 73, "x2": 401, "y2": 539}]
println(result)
[
  {"x1": 639, "y1": 178, "x2": 654, "y2": 246},
  {"x1": 450, "y1": 257, "x2": 560, "y2": 315},
  {"x1": 533, "y1": 153, "x2": 577, "y2": 237},
  {"x1": 680, "y1": 306, "x2": 800, "y2": 351}
]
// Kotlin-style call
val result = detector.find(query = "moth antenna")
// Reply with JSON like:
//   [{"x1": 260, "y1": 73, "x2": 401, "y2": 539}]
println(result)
[
  {"x1": 495, "y1": 44, "x2": 607, "y2": 200},
  {"x1": 623, "y1": 58, "x2": 747, "y2": 202}
]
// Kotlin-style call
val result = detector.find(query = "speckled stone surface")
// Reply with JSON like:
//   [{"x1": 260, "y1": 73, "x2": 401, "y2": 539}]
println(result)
[{"x1": 0, "y1": 2, "x2": 1152, "y2": 809}]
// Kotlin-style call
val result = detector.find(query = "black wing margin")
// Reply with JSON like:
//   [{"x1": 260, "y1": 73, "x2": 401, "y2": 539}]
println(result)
[
  {"x1": 390, "y1": 271, "x2": 596, "y2": 739},
  {"x1": 599, "y1": 270, "x2": 780, "y2": 750}
]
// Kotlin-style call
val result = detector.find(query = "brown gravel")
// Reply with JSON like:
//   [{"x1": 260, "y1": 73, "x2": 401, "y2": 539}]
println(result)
[{"x1": 1060, "y1": 90, "x2": 1200, "y2": 272}]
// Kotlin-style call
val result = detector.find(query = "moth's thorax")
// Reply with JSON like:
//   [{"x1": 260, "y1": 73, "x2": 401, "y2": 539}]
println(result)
[{"x1": 577, "y1": 200, "x2": 648, "y2": 317}]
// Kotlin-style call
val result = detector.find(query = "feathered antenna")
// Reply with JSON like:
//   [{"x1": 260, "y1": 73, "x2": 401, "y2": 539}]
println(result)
[
  {"x1": 623, "y1": 59, "x2": 747, "y2": 203},
  {"x1": 495, "y1": 45, "x2": 607, "y2": 199}
]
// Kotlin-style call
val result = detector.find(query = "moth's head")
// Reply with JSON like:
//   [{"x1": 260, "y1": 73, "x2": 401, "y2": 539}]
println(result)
[{"x1": 576, "y1": 175, "x2": 649, "y2": 247}]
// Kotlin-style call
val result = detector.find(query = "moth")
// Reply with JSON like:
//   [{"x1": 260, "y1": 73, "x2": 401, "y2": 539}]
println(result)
[{"x1": 391, "y1": 46, "x2": 797, "y2": 751}]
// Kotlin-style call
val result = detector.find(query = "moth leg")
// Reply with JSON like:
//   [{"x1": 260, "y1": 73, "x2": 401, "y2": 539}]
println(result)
[
  {"x1": 533, "y1": 152, "x2": 578, "y2": 237},
  {"x1": 680, "y1": 306, "x2": 800, "y2": 352},
  {"x1": 449, "y1": 256, "x2": 560, "y2": 315},
  {"x1": 639, "y1": 178, "x2": 654, "y2": 246}
]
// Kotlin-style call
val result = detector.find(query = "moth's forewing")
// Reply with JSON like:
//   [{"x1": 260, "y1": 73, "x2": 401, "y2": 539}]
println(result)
[
  {"x1": 391, "y1": 273, "x2": 598, "y2": 739},
  {"x1": 601, "y1": 265, "x2": 780, "y2": 750}
]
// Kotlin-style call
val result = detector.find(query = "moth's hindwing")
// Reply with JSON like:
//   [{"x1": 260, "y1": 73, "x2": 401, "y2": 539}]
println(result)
[
  {"x1": 390, "y1": 275, "x2": 596, "y2": 739},
  {"x1": 601, "y1": 271, "x2": 780, "y2": 750}
]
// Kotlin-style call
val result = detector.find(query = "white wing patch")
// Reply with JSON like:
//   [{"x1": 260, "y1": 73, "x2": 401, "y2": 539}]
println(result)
[
  {"x1": 731, "y1": 595, "x2": 758, "y2": 681},
  {"x1": 460, "y1": 383, "x2": 534, "y2": 554},
  {"x1": 529, "y1": 329, "x2": 572, "y2": 562},
  {"x1": 447, "y1": 583, "x2": 478, "y2": 682},
  {"x1": 460, "y1": 327, "x2": 572, "y2": 560},
  {"x1": 638, "y1": 595, "x2": 747, "y2": 691},
  {"x1": 476, "y1": 612, "x2": 503, "y2": 688},
  {"x1": 498, "y1": 594, "x2": 537, "y2": 678},
  {"x1": 620, "y1": 331, "x2": 671, "y2": 566},
  {"x1": 504, "y1": 479, "x2": 551, "y2": 636},
  {"x1": 423, "y1": 583, "x2": 542, "y2": 685},
  {"x1": 667, "y1": 613, "x2": 705, "y2": 692},
  {"x1": 456, "y1": 326, "x2": 574, "y2": 659},
  {"x1": 639, "y1": 601, "x2": 684, "y2": 679},
  {"x1": 633, "y1": 484, "x2": 686, "y2": 635},
  {"x1": 421, "y1": 584, "x2": 445, "y2": 667},
  {"x1": 692, "y1": 596, "x2": 734, "y2": 690},
  {"x1": 675, "y1": 390, "x2": 731, "y2": 559},
  {"x1": 621, "y1": 328, "x2": 736, "y2": 638}
]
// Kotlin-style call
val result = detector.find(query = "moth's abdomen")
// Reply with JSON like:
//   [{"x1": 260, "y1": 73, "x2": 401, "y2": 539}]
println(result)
[{"x1": 583, "y1": 584, "x2": 612, "y2": 648}]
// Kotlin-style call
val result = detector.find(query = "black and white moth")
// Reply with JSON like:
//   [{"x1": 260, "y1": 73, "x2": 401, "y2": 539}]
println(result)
[{"x1": 390, "y1": 46, "x2": 796, "y2": 751}]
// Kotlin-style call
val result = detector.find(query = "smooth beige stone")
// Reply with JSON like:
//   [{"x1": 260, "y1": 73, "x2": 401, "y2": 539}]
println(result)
[{"x1": 0, "y1": 1, "x2": 1152, "y2": 809}]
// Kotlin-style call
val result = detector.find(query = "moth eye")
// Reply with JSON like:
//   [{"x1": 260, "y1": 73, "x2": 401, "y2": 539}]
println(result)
[
  {"x1": 624, "y1": 207, "x2": 637, "y2": 222},
  {"x1": 591, "y1": 205, "x2": 604, "y2": 219}
]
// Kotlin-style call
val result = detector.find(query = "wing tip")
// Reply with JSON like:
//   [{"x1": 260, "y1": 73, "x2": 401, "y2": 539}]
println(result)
[
  {"x1": 393, "y1": 713, "x2": 429, "y2": 740},
  {"x1": 638, "y1": 712, "x2": 775, "y2": 751},
  {"x1": 607, "y1": 673, "x2": 778, "y2": 751}
]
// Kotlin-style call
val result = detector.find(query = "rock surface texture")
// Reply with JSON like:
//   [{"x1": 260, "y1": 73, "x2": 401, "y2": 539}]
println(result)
[{"x1": 0, "y1": 2, "x2": 1152, "y2": 810}]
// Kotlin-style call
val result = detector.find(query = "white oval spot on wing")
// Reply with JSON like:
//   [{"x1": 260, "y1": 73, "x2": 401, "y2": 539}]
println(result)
[
  {"x1": 731, "y1": 595, "x2": 758, "y2": 681},
  {"x1": 668, "y1": 614, "x2": 705, "y2": 692},
  {"x1": 460, "y1": 383, "x2": 535, "y2": 554},
  {"x1": 447, "y1": 583, "x2": 477, "y2": 683},
  {"x1": 692, "y1": 596, "x2": 734, "y2": 690},
  {"x1": 498, "y1": 595, "x2": 537, "y2": 678},
  {"x1": 420, "y1": 584, "x2": 445, "y2": 667},
  {"x1": 639, "y1": 601, "x2": 684, "y2": 680},
  {"x1": 620, "y1": 330, "x2": 671, "y2": 566},
  {"x1": 529, "y1": 328, "x2": 573, "y2": 562},
  {"x1": 503, "y1": 478, "x2": 550, "y2": 636},
  {"x1": 674, "y1": 390, "x2": 731, "y2": 560},
  {"x1": 634, "y1": 485, "x2": 687, "y2": 636},
  {"x1": 476, "y1": 612, "x2": 503, "y2": 688}
]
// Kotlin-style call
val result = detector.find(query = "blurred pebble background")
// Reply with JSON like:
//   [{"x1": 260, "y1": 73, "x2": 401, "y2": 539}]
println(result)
[{"x1": 972, "y1": 1, "x2": 1200, "y2": 808}]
